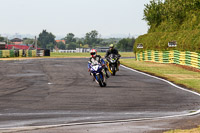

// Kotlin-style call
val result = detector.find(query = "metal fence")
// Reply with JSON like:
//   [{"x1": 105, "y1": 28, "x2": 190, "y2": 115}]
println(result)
[{"x1": 136, "y1": 50, "x2": 200, "y2": 69}]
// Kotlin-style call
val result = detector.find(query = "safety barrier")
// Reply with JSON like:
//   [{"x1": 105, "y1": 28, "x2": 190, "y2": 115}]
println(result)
[
  {"x1": 136, "y1": 50, "x2": 200, "y2": 69},
  {"x1": 37, "y1": 50, "x2": 44, "y2": 57},
  {"x1": 0, "y1": 50, "x2": 37, "y2": 58}
]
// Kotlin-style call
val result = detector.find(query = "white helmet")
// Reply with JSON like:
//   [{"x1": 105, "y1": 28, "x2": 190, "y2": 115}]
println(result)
[{"x1": 90, "y1": 49, "x2": 97, "y2": 58}]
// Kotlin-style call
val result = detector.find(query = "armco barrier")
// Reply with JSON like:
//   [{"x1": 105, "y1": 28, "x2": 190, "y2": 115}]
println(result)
[
  {"x1": 0, "y1": 50, "x2": 37, "y2": 58},
  {"x1": 136, "y1": 50, "x2": 200, "y2": 69}
]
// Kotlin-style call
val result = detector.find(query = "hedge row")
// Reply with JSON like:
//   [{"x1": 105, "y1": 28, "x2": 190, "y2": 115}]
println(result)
[{"x1": 134, "y1": 30, "x2": 200, "y2": 53}]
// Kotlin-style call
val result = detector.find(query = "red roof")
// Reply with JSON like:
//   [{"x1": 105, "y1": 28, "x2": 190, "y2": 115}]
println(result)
[
  {"x1": 56, "y1": 40, "x2": 65, "y2": 44},
  {"x1": 12, "y1": 42, "x2": 23, "y2": 45},
  {"x1": 5, "y1": 45, "x2": 40, "y2": 50}
]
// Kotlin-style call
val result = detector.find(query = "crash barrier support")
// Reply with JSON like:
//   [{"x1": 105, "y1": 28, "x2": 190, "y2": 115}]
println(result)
[
  {"x1": 136, "y1": 50, "x2": 200, "y2": 69},
  {"x1": 0, "y1": 50, "x2": 37, "y2": 58}
]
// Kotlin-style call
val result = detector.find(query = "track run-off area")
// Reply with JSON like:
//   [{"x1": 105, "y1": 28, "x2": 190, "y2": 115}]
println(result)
[{"x1": 0, "y1": 58, "x2": 200, "y2": 133}]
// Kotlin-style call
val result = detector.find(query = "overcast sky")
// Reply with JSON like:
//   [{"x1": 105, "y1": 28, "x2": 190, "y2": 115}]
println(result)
[{"x1": 0, "y1": 0, "x2": 150, "y2": 38}]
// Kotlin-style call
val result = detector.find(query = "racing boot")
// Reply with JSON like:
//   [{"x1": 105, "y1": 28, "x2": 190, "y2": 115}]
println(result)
[
  {"x1": 106, "y1": 73, "x2": 109, "y2": 78},
  {"x1": 105, "y1": 70, "x2": 109, "y2": 78},
  {"x1": 103, "y1": 66, "x2": 109, "y2": 78},
  {"x1": 92, "y1": 75, "x2": 95, "y2": 81},
  {"x1": 117, "y1": 61, "x2": 120, "y2": 71}
]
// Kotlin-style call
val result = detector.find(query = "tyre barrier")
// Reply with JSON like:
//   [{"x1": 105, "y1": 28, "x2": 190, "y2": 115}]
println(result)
[
  {"x1": 136, "y1": 50, "x2": 200, "y2": 69},
  {"x1": 37, "y1": 50, "x2": 44, "y2": 57},
  {"x1": 0, "y1": 50, "x2": 37, "y2": 58},
  {"x1": 36, "y1": 49, "x2": 50, "y2": 57}
]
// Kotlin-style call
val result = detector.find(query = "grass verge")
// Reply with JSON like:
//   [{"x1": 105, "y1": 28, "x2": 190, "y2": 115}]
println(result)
[
  {"x1": 50, "y1": 52, "x2": 135, "y2": 58},
  {"x1": 120, "y1": 59, "x2": 200, "y2": 92},
  {"x1": 0, "y1": 52, "x2": 135, "y2": 60},
  {"x1": 164, "y1": 126, "x2": 200, "y2": 133},
  {"x1": 121, "y1": 59, "x2": 200, "y2": 133}
]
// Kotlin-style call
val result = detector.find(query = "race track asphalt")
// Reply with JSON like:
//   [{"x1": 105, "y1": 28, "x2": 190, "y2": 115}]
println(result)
[{"x1": 0, "y1": 58, "x2": 200, "y2": 132}]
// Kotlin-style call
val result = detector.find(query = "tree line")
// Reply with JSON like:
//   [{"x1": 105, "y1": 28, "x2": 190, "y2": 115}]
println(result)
[
  {"x1": 134, "y1": 0, "x2": 200, "y2": 53},
  {"x1": 0, "y1": 30, "x2": 135, "y2": 52},
  {"x1": 144, "y1": 0, "x2": 200, "y2": 32},
  {"x1": 37, "y1": 30, "x2": 135, "y2": 52}
]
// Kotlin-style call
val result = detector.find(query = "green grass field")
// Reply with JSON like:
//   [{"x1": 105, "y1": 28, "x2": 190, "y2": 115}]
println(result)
[
  {"x1": 120, "y1": 59, "x2": 200, "y2": 133},
  {"x1": 164, "y1": 126, "x2": 200, "y2": 133},
  {"x1": 120, "y1": 59, "x2": 200, "y2": 92},
  {"x1": 50, "y1": 52, "x2": 135, "y2": 58}
]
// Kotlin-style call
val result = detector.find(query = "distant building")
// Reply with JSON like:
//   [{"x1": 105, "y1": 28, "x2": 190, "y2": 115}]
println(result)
[
  {"x1": 5, "y1": 44, "x2": 40, "y2": 50},
  {"x1": 10, "y1": 38, "x2": 23, "y2": 45},
  {"x1": 55, "y1": 40, "x2": 66, "y2": 44},
  {"x1": 0, "y1": 42, "x2": 6, "y2": 50},
  {"x1": 76, "y1": 48, "x2": 90, "y2": 53},
  {"x1": 96, "y1": 47, "x2": 109, "y2": 52}
]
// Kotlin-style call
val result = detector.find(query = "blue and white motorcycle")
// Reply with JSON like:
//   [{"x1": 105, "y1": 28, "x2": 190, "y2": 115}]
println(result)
[{"x1": 90, "y1": 63, "x2": 107, "y2": 87}]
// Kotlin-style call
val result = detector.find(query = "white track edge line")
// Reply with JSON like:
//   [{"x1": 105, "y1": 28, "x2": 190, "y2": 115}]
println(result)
[
  {"x1": 121, "y1": 65, "x2": 200, "y2": 97},
  {"x1": 1, "y1": 64, "x2": 200, "y2": 132}
]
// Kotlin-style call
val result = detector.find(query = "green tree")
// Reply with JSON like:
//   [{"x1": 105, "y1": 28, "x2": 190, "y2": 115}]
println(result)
[
  {"x1": 0, "y1": 37, "x2": 5, "y2": 42},
  {"x1": 57, "y1": 41, "x2": 66, "y2": 49},
  {"x1": 76, "y1": 40, "x2": 83, "y2": 48},
  {"x1": 46, "y1": 43, "x2": 54, "y2": 51},
  {"x1": 64, "y1": 33, "x2": 76, "y2": 44},
  {"x1": 82, "y1": 44, "x2": 89, "y2": 48},
  {"x1": 117, "y1": 38, "x2": 135, "y2": 52},
  {"x1": 23, "y1": 38, "x2": 34, "y2": 45},
  {"x1": 143, "y1": 0, "x2": 200, "y2": 32},
  {"x1": 67, "y1": 42, "x2": 77, "y2": 50},
  {"x1": 84, "y1": 30, "x2": 102, "y2": 48},
  {"x1": 143, "y1": 0, "x2": 164, "y2": 27},
  {"x1": 38, "y1": 30, "x2": 55, "y2": 48}
]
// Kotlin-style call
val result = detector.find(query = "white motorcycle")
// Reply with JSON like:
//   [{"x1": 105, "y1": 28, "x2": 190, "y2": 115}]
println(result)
[{"x1": 90, "y1": 63, "x2": 107, "y2": 87}]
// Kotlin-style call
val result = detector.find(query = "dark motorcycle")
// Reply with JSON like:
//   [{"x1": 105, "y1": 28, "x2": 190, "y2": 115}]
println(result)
[{"x1": 106, "y1": 54, "x2": 120, "y2": 76}]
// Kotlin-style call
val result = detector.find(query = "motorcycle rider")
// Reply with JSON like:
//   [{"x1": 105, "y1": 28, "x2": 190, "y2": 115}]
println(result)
[
  {"x1": 88, "y1": 49, "x2": 109, "y2": 79},
  {"x1": 105, "y1": 44, "x2": 121, "y2": 71}
]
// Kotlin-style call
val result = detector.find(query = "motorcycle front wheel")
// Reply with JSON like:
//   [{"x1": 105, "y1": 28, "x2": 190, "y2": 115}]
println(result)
[
  {"x1": 111, "y1": 65, "x2": 116, "y2": 76},
  {"x1": 97, "y1": 74, "x2": 106, "y2": 87}
]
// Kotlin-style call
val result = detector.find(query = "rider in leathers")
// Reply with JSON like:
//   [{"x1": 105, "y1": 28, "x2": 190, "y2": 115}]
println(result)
[
  {"x1": 88, "y1": 49, "x2": 109, "y2": 79},
  {"x1": 105, "y1": 44, "x2": 121, "y2": 70}
]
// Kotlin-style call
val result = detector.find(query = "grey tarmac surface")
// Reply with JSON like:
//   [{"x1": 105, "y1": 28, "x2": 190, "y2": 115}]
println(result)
[{"x1": 0, "y1": 58, "x2": 200, "y2": 133}]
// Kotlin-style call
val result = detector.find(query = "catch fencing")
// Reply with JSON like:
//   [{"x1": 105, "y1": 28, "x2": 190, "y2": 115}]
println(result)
[
  {"x1": 0, "y1": 50, "x2": 37, "y2": 58},
  {"x1": 136, "y1": 50, "x2": 200, "y2": 69}
]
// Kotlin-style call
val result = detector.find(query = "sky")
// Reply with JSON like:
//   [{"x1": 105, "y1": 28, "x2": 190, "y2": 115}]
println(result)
[{"x1": 0, "y1": 0, "x2": 150, "y2": 38}]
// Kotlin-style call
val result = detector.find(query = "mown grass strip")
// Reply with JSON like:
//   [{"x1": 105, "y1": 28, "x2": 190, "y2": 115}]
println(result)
[
  {"x1": 120, "y1": 59, "x2": 200, "y2": 92},
  {"x1": 50, "y1": 52, "x2": 135, "y2": 58},
  {"x1": 0, "y1": 52, "x2": 135, "y2": 60},
  {"x1": 121, "y1": 59, "x2": 200, "y2": 133},
  {"x1": 164, "y1": 126, "x2": 200, "y2": 133}
]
